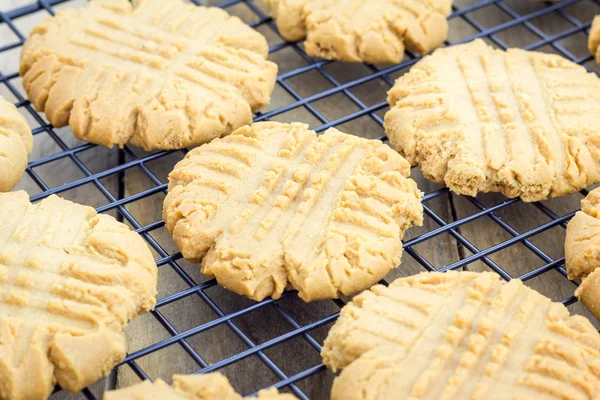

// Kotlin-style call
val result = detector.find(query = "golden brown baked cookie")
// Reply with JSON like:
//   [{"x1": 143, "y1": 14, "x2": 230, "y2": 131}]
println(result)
[
  {"x1": 565, "y1": 187, "x2": 600, "y2": 321},
  {"x1": 265, "y1": 0, "x2": 452, "y2": 63},
  {"x1": 20, "y1": 0, "x2": 277, "y2": 151},
  {"x1": 0, "y1": 96, "x2": 32, "y2": 192},
  {"x1": 0, "y1": 191, "x2": 157, "y2": 400},
  {"x1": 163, "y1": 122, "x2": 423, "y2": 302},
  {"x1": 590, "y1": 15, "x2": 600, "y2": 63},
  {"x1": 385, "y1": 39, "x2": 600, "y2": 202},
  {"x1": 322, "y1": 271, "x2": 600, "y2": 400},
  {"x1": 104, "y1": 372, "x2": 297, "y2": 400}
]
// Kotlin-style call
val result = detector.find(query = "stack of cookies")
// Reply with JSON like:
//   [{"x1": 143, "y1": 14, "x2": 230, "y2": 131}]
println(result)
[{"x1": 1, "y1": 0, "x2": 600, "y2": 399}]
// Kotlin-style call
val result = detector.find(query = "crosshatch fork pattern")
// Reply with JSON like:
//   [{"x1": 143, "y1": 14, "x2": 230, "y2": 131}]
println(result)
[{"x1": 1, "y1": 0, "x2": 600, "y2": 399}]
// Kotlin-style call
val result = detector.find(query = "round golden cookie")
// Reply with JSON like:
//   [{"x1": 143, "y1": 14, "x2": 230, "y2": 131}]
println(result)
[
  {"x1": 0, "y1": 96, "x2": 32, "y2": 192},
  {"x1": 590, "y1": 15, "x2": 600, "y2": 64},
  {"x1": 565, "y1": 187, "x2": 600, "y2": 322},
  {"x1": 0, "y1": 191, "x2": 157, "y2": 400},
  {"x1": 104, "y1": 372, "x2": 297, "y2": 400},
  {"x1": 265, "y1": 0, "x2": 451, "y2": 63},
  {"x1": 322, "y1": 271, "x2": 600, "y2": 400},
  {"x1": 163, "y1": 122, "x2": 423, "y2": 302},
  {"x1": 385, "y1": 39, "x2": 600, "y2": 202},
  {"x1": 20, "y1": 0, "x2": 277, "y2": 151}
]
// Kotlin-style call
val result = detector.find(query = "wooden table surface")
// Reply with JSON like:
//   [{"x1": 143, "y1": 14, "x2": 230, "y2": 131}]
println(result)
[{"x1": 1, "y1": 0, "x2": 600, "y2": 399}]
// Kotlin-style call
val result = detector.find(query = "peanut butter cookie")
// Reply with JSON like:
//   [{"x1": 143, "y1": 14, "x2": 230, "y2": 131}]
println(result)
[
  {"x1": 322, "y1": 271, "x2": 600, "y2": 400},
  {"x1": 104, "y1": 372, "x2": 297, "y2": 400},
  {"x1": 0, "y1": 96, "x2": 32, "y2": 192},
  {"x1": 163, "y1": 122, "x2": 423, "y2": 302},
  {"x1": 266, "y1": 0, "x2": 452, "y2": 63},
  {"x1": 590, "y1": 15, "x2": 600, "y2": 63},
  {"x1": 21, "y1": 0, "x2": 277, "y2": 151},
  {"x1": 0, "y1": 191, "x2": 157, "y2": 400},
  {"x1": 385, "y1": 39, "x2": 600, "y2": 202},
  {"x1": 565, "y1": 187, "x2": 600, "y2": 321}
]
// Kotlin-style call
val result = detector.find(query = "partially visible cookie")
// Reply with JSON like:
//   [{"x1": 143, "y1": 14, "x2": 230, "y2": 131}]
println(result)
[
  {"x1": 0, "y1": 96, "x2": 32, "y2": 192},
  {"x1": 590, "y1": 15, "x2": 600, "y2": 63},
  {"x1": 0, "y1": 191, "x2": 157, "y2": 400},
  {"x1": 163, "y1": 122, "x2": 423, "y2": 302},
  {"x1": 565, "y1": 187, "x2": 600, "y2": 321},
  {"x1": 322, "y1": 271, "x2": 600, "y2": 400},
  {"x1": 385, "y1": 39, "x2": 600, "y2": 202},
  {"x1": 104, "y1": 372, "x2": 297, "y2": 400},
  {"x1": 20, "y1": 0, "x2": 277, "y2": 151},
  {"x1": 266, "y1": 0, "x2": 452, "y2": 63}
]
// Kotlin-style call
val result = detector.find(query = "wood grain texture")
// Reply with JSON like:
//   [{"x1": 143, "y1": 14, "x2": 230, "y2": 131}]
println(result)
[{"x1": 0, "y1": 0, "x2": 598, "y2": 399}]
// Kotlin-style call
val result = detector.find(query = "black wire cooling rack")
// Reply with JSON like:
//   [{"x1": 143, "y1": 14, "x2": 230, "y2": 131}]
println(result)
[{"x1": 1, "y1": 0, "x2": 599, "y2": 399}]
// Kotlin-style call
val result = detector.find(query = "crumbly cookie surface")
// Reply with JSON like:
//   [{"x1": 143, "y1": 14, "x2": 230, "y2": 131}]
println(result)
[
  {"x1": 163, "y1": 122, "x2": 423, "y2": 302},
  {"x1": 590, "y1": 15, "x2": 600, "y2": 63},
  {"x1": 266, "y1": 0, "x2": 451, "y2": 63},
  {"x1": 385, "y1": 39, "x2": 600, "y2": 202},
  {"x1": 104, "y1": 372, "x2": 297, "y2": 400},
  {"x1": 322, "y1": 271, "x2": 600, "y2": 400},
  {"x1": 565, "y1": 187, "x2": 600, "y2": 321},
  {"x1": 20, "y1": 0, "x2": 277, "y2": 151},
  {"x1": 0, "y1": 96, "x2": 32, "y2": 192},
  {"x1": 0, "y1": 191, "x2": 157, "y2": 400}
]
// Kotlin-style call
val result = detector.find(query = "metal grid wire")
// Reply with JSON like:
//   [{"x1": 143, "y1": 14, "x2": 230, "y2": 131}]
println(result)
[{"x1": 0, "y1": 0, "x2": 598, "y2": 398}]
